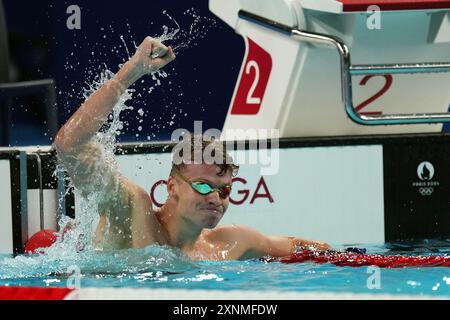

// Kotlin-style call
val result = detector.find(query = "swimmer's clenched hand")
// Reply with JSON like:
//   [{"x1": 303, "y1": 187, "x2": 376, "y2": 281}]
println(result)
[{"x1": 129, "y1": 37, "x2": 176, "y2": 76}]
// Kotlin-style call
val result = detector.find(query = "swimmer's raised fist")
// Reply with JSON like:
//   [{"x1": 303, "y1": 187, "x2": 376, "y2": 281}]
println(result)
[{"x1": 129, "y1": 36, "x2": 176, "y2": 76}]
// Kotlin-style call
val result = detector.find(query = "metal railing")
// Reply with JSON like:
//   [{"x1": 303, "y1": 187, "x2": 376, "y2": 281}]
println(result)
[{"x1": 239, "y1": 10, "x2": 450, "y2": 125}]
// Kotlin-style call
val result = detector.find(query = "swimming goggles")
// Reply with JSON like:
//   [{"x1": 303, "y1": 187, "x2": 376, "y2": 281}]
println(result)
[{"x1": 171, "y1": 167, "x2": 232, "y2": 199}]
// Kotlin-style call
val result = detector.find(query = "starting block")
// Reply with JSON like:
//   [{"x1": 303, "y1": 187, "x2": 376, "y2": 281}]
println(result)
[{"x1": 210, "y1": 0, "x2": 450, "y2": 137}]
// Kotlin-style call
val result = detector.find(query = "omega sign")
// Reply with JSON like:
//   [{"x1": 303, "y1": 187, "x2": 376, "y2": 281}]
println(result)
[
  {"x1": 412, "y1": 161, "x2": 440, "y2": 196},
  {"x1": 149, "y1": 176, "x2": 274, "y2": 207}
]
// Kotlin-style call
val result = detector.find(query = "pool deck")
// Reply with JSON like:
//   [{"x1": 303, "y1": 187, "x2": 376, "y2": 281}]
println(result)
[
  {"x1": 0, "y1": 286, "x2": 446, "y2": 300},
  {"x1": 64, "y1": 288, "x2": 444, "y2": 300}
]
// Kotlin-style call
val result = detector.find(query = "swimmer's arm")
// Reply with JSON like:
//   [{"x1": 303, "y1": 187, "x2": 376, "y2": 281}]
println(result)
[
  {"x1": 53, "y1": 38, "x2": 175, "y2": 214},
  {"x1": 226, "y1": 226, "x2": 331, "y2": 259},
  {"x1": 269, "y1": 236, "x2": 332, "y2": 255},
  {"x1": 54, "y1": 37, "x2": 175, "y2": 154}
]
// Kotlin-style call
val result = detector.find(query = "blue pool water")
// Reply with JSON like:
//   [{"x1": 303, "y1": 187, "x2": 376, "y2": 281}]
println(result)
[{"x1": 0, "y1": 241, "x2": 449, "y2": 298}]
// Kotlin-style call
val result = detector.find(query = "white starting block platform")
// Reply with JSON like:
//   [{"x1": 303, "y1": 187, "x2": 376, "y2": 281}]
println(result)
[{"x1": 210, "y1": 0, "x2": 450, "y2": 137}]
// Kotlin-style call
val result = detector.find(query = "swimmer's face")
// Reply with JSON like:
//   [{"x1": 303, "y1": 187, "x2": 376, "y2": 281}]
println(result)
[{"x1": 169, "y1": 164, "x2": 232, "y2": 229}]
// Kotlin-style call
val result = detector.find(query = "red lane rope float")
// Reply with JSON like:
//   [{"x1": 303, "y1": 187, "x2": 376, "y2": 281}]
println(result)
[
  {"x1": 24, "y1": 230, "x2": 58, "y2": 254},
  {"x1": 264, "y1": 249, "x2": 450, "y2": 268}
]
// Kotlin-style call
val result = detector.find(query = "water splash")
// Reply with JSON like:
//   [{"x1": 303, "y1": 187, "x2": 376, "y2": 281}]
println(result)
[
  {"x1": 58, "y1": 8, "x2": 218, "y2": 142},
  {"x1": 154, "y1": 8, "x2": 218, "y2": 55},
  {"x1": 42, "y1": 30, "x2": 183, "y2": 266},
  {"x1": 157, "y1": 10, "x2": 181, "y2": 43},
  {"x1": 0, "y1": 245, "x2": 197, "y2": 281},
  {"x1": 119, "y1": 35, "x2": 132, "y2": 60},
  {"x1": 44, "y1": 68, "x2": 135, "y2": 259}
]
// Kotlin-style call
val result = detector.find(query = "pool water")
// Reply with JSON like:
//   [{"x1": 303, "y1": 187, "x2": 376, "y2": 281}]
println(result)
[{"x1": 0, "y1": 241, "x2": 449, "y2": 298}]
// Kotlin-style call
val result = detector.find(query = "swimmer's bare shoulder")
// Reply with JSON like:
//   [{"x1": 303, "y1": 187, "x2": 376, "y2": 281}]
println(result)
[
  {"x1": 94, "y1": 176, "x2": 166, "y2": 249},
  {"x1": 55, "y1": 142, "x2": 160, "y2": 249},
  {"x1": 122, "y1": 179, "x2": 168, "y2": 247}
]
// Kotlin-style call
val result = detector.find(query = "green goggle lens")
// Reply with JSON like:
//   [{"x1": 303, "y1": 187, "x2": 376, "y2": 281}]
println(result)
[
  {"x1": 192, "y1": 182, "x2": 214, "y2": 194},
  {"x1": 191, "y1": 182, "x2": 231, "y2": 199}
]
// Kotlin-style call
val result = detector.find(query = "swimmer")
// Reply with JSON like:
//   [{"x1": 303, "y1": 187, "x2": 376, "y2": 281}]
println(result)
[{"x1": 54, "y1": 37, "x2": 331, "y2": 260}]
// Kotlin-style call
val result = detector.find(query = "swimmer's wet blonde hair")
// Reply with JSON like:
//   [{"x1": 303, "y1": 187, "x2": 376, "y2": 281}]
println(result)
[{"x1": 171, "y1": 133, "x2": 239, "y2": 177}]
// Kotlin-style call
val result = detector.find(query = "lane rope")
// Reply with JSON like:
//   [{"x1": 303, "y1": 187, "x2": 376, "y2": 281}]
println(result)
[{"x1": 265, "y1": 249, "x2": 450, "y2": 268}]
